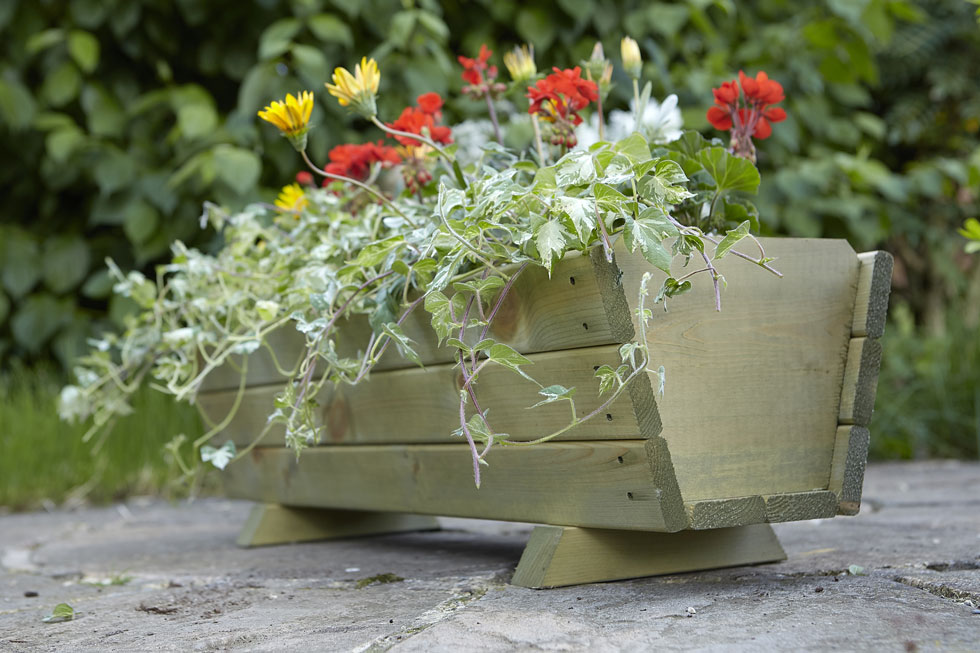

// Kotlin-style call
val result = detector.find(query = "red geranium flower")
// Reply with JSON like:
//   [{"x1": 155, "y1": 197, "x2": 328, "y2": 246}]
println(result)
[
  {"x1": 387, "y1": 104, "x2": 453, "y2": 148},
  {"x1": 295, "y1": 171, "x2": 314, "y2": 186},
  {"x1": 526, "y1": 66, "x2": 598, "y2": 126},
  {"x1": 458, "y1": 44, "x2": 497, "y2": 86},
  {"x1": 416, "y1": 92, "x2": 443, "y2": 119},
  {"x1": 324, "y1": 141, "x2": 401, "y2": 181},
  {"x1": 707, "y1": 70, "x2": 786, "y2": 160}
]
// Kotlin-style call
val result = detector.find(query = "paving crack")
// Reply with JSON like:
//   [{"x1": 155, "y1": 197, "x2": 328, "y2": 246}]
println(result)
[
  {"x1": 353, "y1": 574, "x2": 506, "y2": 652},
  {"x1": 893, "y1": 575, "x2": 980, "y2": 604}
]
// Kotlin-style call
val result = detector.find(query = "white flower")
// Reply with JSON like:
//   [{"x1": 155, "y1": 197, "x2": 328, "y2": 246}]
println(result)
[{"x1": 576, "y1": 94, "x2": 684, "y2": 149}]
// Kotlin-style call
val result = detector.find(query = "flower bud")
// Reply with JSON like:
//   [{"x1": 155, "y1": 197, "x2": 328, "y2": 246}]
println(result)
[{"x1": 621, "y1": 37, "x2": 642, "y2": 79}]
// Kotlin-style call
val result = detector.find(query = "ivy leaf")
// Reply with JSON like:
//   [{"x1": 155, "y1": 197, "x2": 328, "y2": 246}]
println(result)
[
  {"x1": 422, "y1": 292, "x2": 458, "y2": 343},
  {"x1": 382, "y1": 323, "x2": 422, "y2": 366},
  {"x1": 554, "y1": 150, "x2": 596, "y2": 187},
  {"x1": 42, "y1": 603, "x2": 74, "y2": 623},
  {"x1": 487, "y1": 342, "x2": 535, "y2": 382},
  {"x1": 714, "y1": 220, "x2": 751, "y2": 260},
  {"x1": 354, "y1": 236, "x2": 403, "y2": 267},
  {"x1": 697, "y1": 147, "x2": 761, "y2": 194},
  {"x1": 594, "y1": 364, "x2": 618, "y2": 395},
  {"x1": 553, "y1": 196, "x2": 594, "y2": 242},
  {"x1": 623, "y1": 211, "x2": 674, "y2": 274},
  {"x1": 201, "y1": 440, "x2": 236, "y2": 470},
  {"x1": 528, "y1": 384, "x2": 576, "y2": 409},
  {"x1": 535, "y1": 219, "x2": 566, "y2": 273}
]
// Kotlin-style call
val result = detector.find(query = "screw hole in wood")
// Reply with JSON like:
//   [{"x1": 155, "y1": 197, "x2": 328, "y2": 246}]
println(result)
[
  {"x1": 617, "y1": 456, "x2": 624, "y2": 464},
  {"x1": 627, "y1": 492, "x2": 634, "y2": 500},
  {"x1": 582, "y1": 322, "x2": 588, "y2": 330},
  {"x1": 606, "y1": 413, "x2": 613, "y2": 421},
  {"x1": 569, "y1": 276, "x2": 575, "y2": 285}
]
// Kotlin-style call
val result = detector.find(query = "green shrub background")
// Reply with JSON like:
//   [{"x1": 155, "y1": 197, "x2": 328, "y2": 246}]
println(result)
[{"x1": 1, "y1": 0, "x2": 977, "y2": 462}]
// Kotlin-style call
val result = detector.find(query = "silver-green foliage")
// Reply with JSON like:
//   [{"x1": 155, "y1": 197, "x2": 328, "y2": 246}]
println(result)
[{"x1": 60, "y1": 132, "x2": 769, "y2": 485}]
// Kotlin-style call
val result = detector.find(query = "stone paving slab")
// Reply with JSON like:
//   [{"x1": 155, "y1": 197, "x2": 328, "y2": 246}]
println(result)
[{"x1": 1, "y1": 461, "x2": 978, "y2": 652}]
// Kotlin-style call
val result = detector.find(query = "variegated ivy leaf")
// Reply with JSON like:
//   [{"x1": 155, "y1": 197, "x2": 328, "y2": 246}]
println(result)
[
  {"x1": 535, "y1": 219, "x2": 567, "y2": 273},
  {"x1": 528, "y1": 384, "x2": 576, "y2": 409},
  {"x1": 201, "y1": 440, "x2": 236, "y2": 470},
  {"x1": 381, "y1": 322, "x2": 422, "y2": 366},
  {"x1": 714, "y1": 220, "x2": 751, "y2": 260},
  {"x1": 554, "y1": 149, "x2": 597, "y2": 187},
  {"x1": 623, "y1": 214, "x2": 673, "y2": 274},
  {"x1": 553, "y1": 196, "x2": 594, "y2": 243}
]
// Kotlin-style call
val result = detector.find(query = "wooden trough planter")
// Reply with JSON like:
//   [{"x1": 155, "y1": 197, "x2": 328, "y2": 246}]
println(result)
[{"x1": 200, "y1": 238, "x2": 892, "y2": 588}]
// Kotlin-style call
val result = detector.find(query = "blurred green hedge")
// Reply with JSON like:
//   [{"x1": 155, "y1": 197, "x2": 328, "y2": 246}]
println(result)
[{"x1": 1, "y1": 0, "x2": 977, "y2": 457}]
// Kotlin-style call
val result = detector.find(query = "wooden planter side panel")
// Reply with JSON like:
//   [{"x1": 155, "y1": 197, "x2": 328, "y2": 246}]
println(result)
[
  {"x1": 623, "y1": 239, "x2": 861, "y2": 502},
  {"x1": 200, "y1": 344, "x2": 647, "y2": 447},
  {"x1": 222, "y1": 441, "x2": 689, "y2": 532},
  {"x1": 201, "y1": 248, "x2": 631, "y2": 392}
]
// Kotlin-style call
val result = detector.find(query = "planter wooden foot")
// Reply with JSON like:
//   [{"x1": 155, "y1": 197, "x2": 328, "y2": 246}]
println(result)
[
  {"x1": 236, "y1": 504, "x2": 440, "y2": 547},
  {"x1": 511, "y1": 523, "x2": 786, "y2": 588}
]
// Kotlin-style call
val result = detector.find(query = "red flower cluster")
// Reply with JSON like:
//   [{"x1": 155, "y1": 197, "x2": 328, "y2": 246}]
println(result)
[
  {"x1": 387, "y1": 93, "x2": 453, "y2": 148},
  {"x1": 527, "y1": 66, "x2": 598, "y2": 127},
  {"x1": 324, "y1": 141, "x2": 401, "y2": 181},
  {"x1": 458, "y1": 44, "x2": 497, "y2": 87},
  {"x1": 707, "y1": 71, "x2": 786, "y2": 140}
]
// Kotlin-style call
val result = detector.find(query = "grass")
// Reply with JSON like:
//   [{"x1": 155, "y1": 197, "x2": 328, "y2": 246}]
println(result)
[
  {"x1": 871, "y1": 302, "x2": 980, "y2": 460},
  {"x1": 0, "y1": 366, "x2": 203, "y2": 511}
]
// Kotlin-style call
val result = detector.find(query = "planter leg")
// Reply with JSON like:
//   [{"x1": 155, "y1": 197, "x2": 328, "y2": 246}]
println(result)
[
  {"x1": 236, "y1": 504, "x2": 440, "y2": 548},
  {"x1": 512, "y1": 523, "x2": 786, "y2": 588}
]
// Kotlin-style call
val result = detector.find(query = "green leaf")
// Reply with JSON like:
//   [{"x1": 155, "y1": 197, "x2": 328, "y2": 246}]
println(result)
[
  {"x1": 307, "y1": 13, "x2": 353, "y2": 47},
  {"x1": 2, "y1": 229, "x2": 41, "y2": 298},
  {"x1": 201, "y1": 440, "x2": 236, "y2": 470},
  {"x1": 698, "y1": 147, "x2": 761, "y2": 195},
  {"x1": 123, "y1": 200, "x2": 160, "y2": 245},
  {"x1": 46, "y1": 127, "x2": 86, "y2": 163},
  {"x1": 11, "y1": 294, "x2": 73, "y2": 353},
  {"x1": 424, "y1": 291, "x2": 455, "y2": 343},
  {"x1": 535, "y1": 219, "x2": 566, "y2": 272},
  {"x1": 291, "y1": 44, "x2": 330, "y2": 88},
  {"x1": 528, "y1": 384, "x2": 576, "y2": 409},
  {"x1": 594, "y1": 364, "x2": 618, "y2": 395},
  {"x1": 554, "y1": 150, "x2": 596, "y2": 186},
  {"x1": 553, "y1": 196, "x2": 594, "y2": 242},
  {"x1": 26, "y1": 29, "x2": 65, "y2": 54},
  {"x1": 42, "y1": 235, "x2": 91, "y2": 293},
  {"x1": 714, "y1": 220, "x2": 751, "y2": 260},
  {"x1": 0, "y1": 78, "x2": 37, "y2": 130},
  {"x1": 516, "y1": 7, "x2": 556, "y2": 50},
  {"x1": 80, "y1": 84, "x2": 124, "y2": 138},
  {"x1": 177, "y1": 103, "x2": 218, "y2": 141},
  {"x1": 614, "y1": 132, "x2": 652, "y2": 163},
  {"x1": 42, "y1": 62, "x2": 82, "y2": 107},
  {"x1": 93, "y1": 147, "x2": 136, "y2": 195},
  {"x1": 68, "y1": 30, "x2": 100, "y2": 73},
  {"x1": 258, "y1": 18, "x2": 301, "y2": 59},
  {"x1": 623, "y1": 210, "x2": 675, "y2": 274},
  {"x1": 382, "y1": 323, "x2": 422, "y2": 366},
  {"x1": 42, "y1": 603, "x2": 74, "y2": 624},
  {"x1": 354, "y1": 236, "x2": 403, "y2": 267},
  {"x1": 487, "y1": 342, "x2": 535, "y2": 381},
  {"x1": 847, "y1": 564, "x2": 866, "y2": 576},
  {"x1": 213, "y1": 145, "x2": 260, "y2": 195}
]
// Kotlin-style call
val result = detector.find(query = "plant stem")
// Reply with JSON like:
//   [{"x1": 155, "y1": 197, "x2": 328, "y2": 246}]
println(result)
[
  {"x1": 597, "y1": 92, "x2": 605, "y2": 142},
  {"x1": 632, "y1": 77, "x2": 641, "y2": 125},
  {"x1": 699, "y1": 250, "x2": 723, "y2": 311},
  {"x1": 370, "y1": 115, "x2": 455, "y2": 165},
  {"x1": 300, "y1": 150, "x2": 417, "y2": 227},
  {"x1": 531, "y1": 114, "x2": 546, "y2": 165},
  {"x1": 485, "y1": 94, "x2": 503, "y2": 144}
]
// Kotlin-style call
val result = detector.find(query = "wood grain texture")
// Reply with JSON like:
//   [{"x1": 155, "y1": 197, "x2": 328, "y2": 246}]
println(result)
[
  {"x1": 511, "y1": 523, "x2": 787, "y2": 588},
  {"x1": 852, "y1": 251, "x2": 894, "y2": 338},
  {"x1": 685, "y1": 496, "x2": 767, "y2": 530},
  {"x1": 201, "y1": 249, "x2": 629, "y2": 392},
  {"x1": 199, "y1": 344, "x2": 644, "y2": 447},
  {"x1": 622, "y1": 238, "x2": 860, "y2": 502},
  {"x1": 763, "y1": 491, "x2": 839, "y2": 523},
  {"x1": 222, "y1": 441, "x2": 685, "y2": 532},
  {"x1": 838, "y1": 337, "x2": 883, "y2": 426},
  {"x1": 236, "y1": 504, "x2": 439, "y2": 547},
  {"x1": 828, "y1": 425, "x2": 871, "y2": 515}
]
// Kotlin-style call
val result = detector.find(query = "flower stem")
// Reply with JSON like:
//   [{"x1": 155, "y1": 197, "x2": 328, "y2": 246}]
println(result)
[
  {"x1": 300, "y1": 150, "x2": 417, "y2": 227},
  {"x1": 485, "y1": 94, "x2": 503, "y2": 144},
  {"x1": 370, "y1": 116, "x2": 454, "y2": 165},
  {"x1": 531, "y1": 114, "x2": 546, "y2": 165},
  {"x1": 597, "y1": 92, "x2": 605, "y2": 142}
]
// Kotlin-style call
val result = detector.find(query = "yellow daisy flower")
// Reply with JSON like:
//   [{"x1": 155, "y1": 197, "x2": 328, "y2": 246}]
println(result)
[
  {"x1": 503, "y1": 44, "x2": 536, "y2": 84},
  {"x1": 258, "y1": 91, "x2": 314, "y2": 150},
  {"x1": 326, "y1": 57, "x2": 380, "y2": 118},
  {"x1": 274, "y1": 183, "x2": 308, "y2": 215}
]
